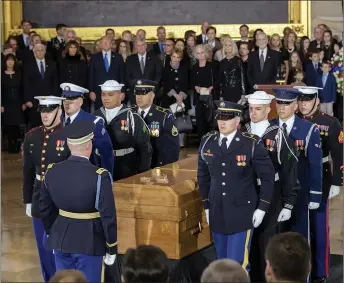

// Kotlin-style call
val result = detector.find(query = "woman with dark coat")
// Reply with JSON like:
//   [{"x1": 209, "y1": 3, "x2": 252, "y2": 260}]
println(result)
[
  {"x1": 1, "y1": 54, "x2": 26, "y2": 153},
  {"x1": 58, "y1": 40, "x2": 89, "y2": 111}
]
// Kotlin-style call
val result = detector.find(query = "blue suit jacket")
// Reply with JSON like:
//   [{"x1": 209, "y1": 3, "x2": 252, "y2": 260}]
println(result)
[
  {"x1": 304, "y1": 61, "x2": 322, "y2": 87},
  {"x1": 272, "y1": 116, "x2": 322, "y2": 205},
  {"x1": 316, "y1": 73, "x2": 337, "y2": 103},
  {"x1": 62, "y1": 109, "x2": 114, "y2": 176}
]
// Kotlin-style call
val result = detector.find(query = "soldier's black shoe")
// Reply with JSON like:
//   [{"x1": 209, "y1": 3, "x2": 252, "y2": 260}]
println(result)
[{"x1": 312, "y1": 277, "x2": 327, "y2": 283}]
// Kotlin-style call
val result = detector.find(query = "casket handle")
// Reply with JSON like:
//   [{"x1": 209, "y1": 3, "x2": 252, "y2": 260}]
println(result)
[{"x1": 189, "y1": 222, "x2": 202, "y2": 235}]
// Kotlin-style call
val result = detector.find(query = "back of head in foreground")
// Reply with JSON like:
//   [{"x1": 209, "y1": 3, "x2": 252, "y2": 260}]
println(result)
[
  {"x1": 265, "y1": 232, "x2": 311, "y2": 282},
  {"x1": 122, "y1": 245, "x2": 169, "y2": 283},
  {"x1": 201, "y1": 259, "x2": 250, "y2": 282},
  {"x1": 49, "y1": 270, "x2": 87, "y2": 283}
]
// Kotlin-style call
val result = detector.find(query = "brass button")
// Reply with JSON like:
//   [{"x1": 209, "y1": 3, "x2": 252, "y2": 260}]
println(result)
[
  {"x1": 222, "y1": 172, "x2": 226, "y2": 176},
  {"x1": 42, "y1": 157, "x2": 45, "y2": 161},
  {"x1": 222, "y1": 192, "x2": 226, "y2": 196},
  {"x1": 43, "y1": 143, "x2": 47, "y2": 146},
  {"x1": 42, "y1": 164, "x2": 45, "y2": 168},
  {"x1": 42, "y1": 172, "x2": 45, "y2": 175},
  {"x1": 42, "y1": 150, "x2": 46, "y2": 153},
  {"x1": 222, "y1": 182, "x2": 225, "y2": 186},
  {"x1": 46, "y1": 135, "x2": 49, "y2": 138}
]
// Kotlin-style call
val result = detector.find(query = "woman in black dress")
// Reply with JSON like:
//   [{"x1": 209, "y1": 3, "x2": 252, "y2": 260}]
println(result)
[
  {"x1": 323, "y1": 29, "x2": 339, "y2": 61},
  {"x1": 299, "y1": 36, "x2": 311, "y2": 64},
  {"x1": 218, "y1": 38, "x2": 246, "y2": 103},
  {"x1": 1, "y1": 54, "x2": 25, "y2": 153}
]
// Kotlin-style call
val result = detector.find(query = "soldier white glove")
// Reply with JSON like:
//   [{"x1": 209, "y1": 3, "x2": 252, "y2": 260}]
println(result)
[
  {"x1": 308, "y1": 202, "x2": 320, "y2": 210},
  {"x1": 328, "y1": 185, "x2": 340, "y2": 199},
  {"x1": 277, "y1": 208, "x2": 292, "y2": 222},
  {"x1": 104, "y1": 253, "x2": 116, "y2": 265},
  {"x1": 252, "y1": 209, "x2": 266, "y2": 228},
  {"x1": 205, "y1": 209, "x2": 209, "y2": 225},
  {"x1": 26, "y1": 203, "x2": 32, "y2": 217}
]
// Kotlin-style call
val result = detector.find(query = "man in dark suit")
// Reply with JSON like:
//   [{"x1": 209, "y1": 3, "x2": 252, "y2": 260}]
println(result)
[
  {"x1": 247, "y1": 32, "x2": 280, "y2": 92},
  {"x1": 47, "y1": 23, "x2": 67, "y2": 61},
  {"x1": 23, "y1": 43, "x2": 59, "y2": 129},
  {"x1": 17, "y1": 34, "x2": 42, "y2": 65},
  {"x1": 125, "y1": 39, "x2": 163, "y2": 103},
  {"x1": 88, "y1": 36, "x2": 125, "y2": 110},
  {"x1": 310, "y1": 27, "x2": 325, "y2": 51},
  {"x1": 236, "y1": 24, "x2": 253, "y2": 51},
  {"x1": 196, "y1": 22, "x2": 209, "y2": 44},
  {"x1": 206, "y1": 26, "x2": 222, "y2": 54},
  {"x1": 304, "y1": 49, "x2": 322, "y2": 87},
  {"x1": 15, "y1": 20, "x2": 32, "y2": 50},
  {"x1": 151, "y1": 26, "x2": 166, "y2": 57}
]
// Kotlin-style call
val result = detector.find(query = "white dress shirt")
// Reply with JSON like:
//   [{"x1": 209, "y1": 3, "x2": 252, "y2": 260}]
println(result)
[
  {"x1": 105, "y1": 104, "x2": 123, "y2": 123},
  {"x1": 138, "y1": 106, "x2": 151, "y2": 118},
  {"x1": 74, "y1": 154, "x2": 89, "y2": 160},
  {"x1": 65, "y1": 110, "x2": 80, "y2": 124},
  {"x1": 219, "y1": 130, "x2": 237, "y2": 148},
  {"x1": 36, "y1": 58, "x2": 46, "y2": 72},
  {"x1": 57, "y1": 36, "x2": 64, "y2": 43},
  {"x1": 208, "y1": 40, "x2": 215, "y2": 48},
  {"x1": 102, "y1": 50, "x2": 111, "y2": 66},
  {"x1": 23, "y1": 33, "x2": 30, "y2": 47},
  {"x1": 202, "y1": 34, "x2": 208, "y2": 43},
  {"x1": 258, "y1": 47, "x2": 268, "y2": 61},
  {"x1": 279, "y1": 115, "x2": 295, "y2": 135},
  {"x1": 250, "y1": 120, "x2": 270, "y2": 138}
]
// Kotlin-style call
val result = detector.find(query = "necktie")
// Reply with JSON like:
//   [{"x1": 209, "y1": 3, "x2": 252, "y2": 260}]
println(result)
[
  {"x1": 104, "y1": 53, "x2": 109, "y2": 72},
  {"x1": 282, "y1": 123, "x2": 288, "y2": 135},
  {"x1": 25, "y1": 36, "x2": 30, "y2": 47},
  {"x1": 140, "y1": 56, "x2": 145, "y2": 74},
  {"x1": 260, "y1": 51, "x2": 264, "y2": 71},
  {"x1": 140, "y1": 110, "x2": 145, "y2": 118},
  {"x1": 65, "y1": 117, "x2": 71, "y2": 126},
  {"x1": 322, "y1": 75, "x2": 327, "y2": 87},
  {"x1": 314, "y1": 62, "x2": 318, "y2": 71},
  {"x1": 221, "y1": 137, "x2": 228, "y2": 153},
  {"x1": 40, "y1": 61, "x2": 45, "y2": 79}
]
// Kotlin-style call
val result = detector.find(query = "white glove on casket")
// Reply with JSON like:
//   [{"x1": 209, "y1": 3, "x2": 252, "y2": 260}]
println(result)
[
  {"x1": 308, "y1": 202, "x2": 320, "y2": 210},
  {"x1": 328, "y1": 185, "x2": 340, "y2": 199},
  {"x1": 26, "y1": 203, "x2": 32, "y2": 217},
  {"x1": 205, "y1": 209, "x2": 209, "y2": 225},
  {"x1": 252, "y1": 209, "x2": 266, "y2": 228},
  {"x1": 104, "y1": 253, "x2": 116, "y2": 265},
  {"x1": 277, "y1": 208, "x2": 291, "y2": 222}
]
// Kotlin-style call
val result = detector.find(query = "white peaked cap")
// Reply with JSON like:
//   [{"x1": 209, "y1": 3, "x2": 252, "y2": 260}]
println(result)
[
  {"x1": 245, "y1": 91, "x2": 275, "y2": 105},
  {"x1": 34, "y1": 96, "x2": 65, "y2": 105},
  {"x1": 293, "y1": 86, "x2": 322, "y2": 94}
]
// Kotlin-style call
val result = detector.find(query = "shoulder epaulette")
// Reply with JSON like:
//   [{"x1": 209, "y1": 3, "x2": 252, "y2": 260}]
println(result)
[
  {"x1": 202, "y1": 131, "x2": 218, "y2": 139},
  {"x1": 47, "y1": 163, "x2": 55, "y2": 169},
  {"x1": 320, "y1": 111, "x2": 337, "y2": 123},
  {"x1": 26, "y1": 125, "x2": 43, "y2": 135},
  {"x1": 130, "y1": 105, "x2": 137, "y2": 109},
  {"x1": 96, "y1": 168, "x2": 108, "y2": 175},
  {"x1": 155, "y1": 106, "x2": 169, "y2": 113},
  {"x1": 242, "y1": 132, "x2": 258, "y2": 141}
]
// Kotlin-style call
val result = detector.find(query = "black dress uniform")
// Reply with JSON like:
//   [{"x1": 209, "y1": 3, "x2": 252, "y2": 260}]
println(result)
[
  {"x1": 22, "y1": 96, "x2": 68, "y2": 282},
  {"x1": 40, "y1": 121, "x2": 117, "y2": 283},
  {"x1": 47, "y1": 36, "x2": 65, "y2": 62},
  {"x1": 297, "y1": 87, "x2": 343, "y2": 282},
  {"x1": 197, "y1": 100, "x2": 275, "y2": 272}
]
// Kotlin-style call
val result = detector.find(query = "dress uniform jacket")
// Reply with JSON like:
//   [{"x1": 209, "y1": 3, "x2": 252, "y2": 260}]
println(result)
[
  {"x1": 299, "y1": 111, "x2": 343, "y2": 199},
  {"x1": 47, "y1": 37, "x2": 65, "y2": 62},
  {"x1": 40, "y1": 156, "x2": 117, "y2": 256},
  {"x1": 94, "y1": 105, "x2": 152, "y2": 181},
  {"x1": 132, "y1": 105, "x2": 180, "y2": 168},
  {"x1": 197, "y1": 130, "x2": 275, "y2": 235},
  {"x1": 61, "y1": 109, "x2": 114, "y2": 175},
  {"x1": 22, "y1": 124, "x2": 70, "y2": 218}
]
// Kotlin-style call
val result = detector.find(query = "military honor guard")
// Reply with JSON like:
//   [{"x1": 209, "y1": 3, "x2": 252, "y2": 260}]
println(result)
[
  {"x1": 272, "y1": 88, "x2": 323, "y2": 242},
  {"x1": 296, "y1": 86, "x2": 343, "y2": 283},
  {"x1": 60, "y1": 83, "x2": 114, "y2": 175},
  {"x1": 39, "y1": 121, "x2": 117, "y2": 282},
  {"x1": 131, "y1": 79, "x2": 180, "y2": 168},
  {"x1": 243, "y1": 91, "x2": 300, "y2": 282},
  {"x1": 22, "y1": 95, "x2": 69, "y2": 282},
  {"x1": 197, "y1": 100, "x2": 275, "y2": 272},
  {"x1": 94, "y1": 80, "x2": 152, "y2": 180}
]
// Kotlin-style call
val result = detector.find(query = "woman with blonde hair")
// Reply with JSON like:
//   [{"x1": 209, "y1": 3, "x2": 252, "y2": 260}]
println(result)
[
  {"x1": 269, "y1": 33, "x2": 289, "y2": 83},
  {"x1": 214, "y1": 36, "x2": 236, "y2": 62},
  {"x1": 218, "y1": 38, "x2": 246, "y2": 103}
]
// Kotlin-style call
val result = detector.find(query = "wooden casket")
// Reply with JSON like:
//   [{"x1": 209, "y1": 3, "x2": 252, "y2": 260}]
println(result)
[
  {"x1": 162, "y1": 155, "x2": 198, "y2": 172},
  {"x1": 113, "y1": 164, "x2": 212, "y2": 259}
]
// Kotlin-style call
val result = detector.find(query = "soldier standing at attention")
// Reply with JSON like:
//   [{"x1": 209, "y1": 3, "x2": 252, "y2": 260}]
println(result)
[
  {"x1": 296, "y1": 86, "x2": 343, "y2": 283},
  {"x1": 40, "y1": 121, "x2": 117, "y2": 283},
  {"x1": 197, "y1": 100, "x2": 275, "y2": 272},
  {"x1": 131, "y1": 79, "x2": 180, "y2": 168},
  {"x1": 94, "y1": 80, "x2": 152, "y2": 180},
  {"x1": 22, "y1": 96, "x2": 69, "y2": 282},
  {"x1": 243, "y1": 91, "x2": 299, "y2": 282}
]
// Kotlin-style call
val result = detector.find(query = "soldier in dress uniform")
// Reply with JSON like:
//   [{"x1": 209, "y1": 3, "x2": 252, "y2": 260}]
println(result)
[
  {"x1": 271, "y1": 88, "x2": 323, "y2": 243},
  {"x1": 197, "y1": 100, "x2": 275, "y2": 272},
  {"x1": 22, "y1": 95, "x2": 69, "y2": 282},
  {"x1": 94, "y1": 80, "x2": 152, "y2": 180},
  {"x1": 296, "y1": 86, "x2": 343, "y2": 283},
  {"x1": 47, "y1": 24, "x2": 67, "y2": 61},
  {"x1": 242, "y1": 91, "x2": 300, "y2": 282},
  {"x1": 60, "y1": 83, "x2": 114, "y2": 175},
  {"x1": 40, "y1": 120, "x2": 117, "y2": 283},
  {"x1": 131, "y1": 79, "x2": 180, "y2": 168}
]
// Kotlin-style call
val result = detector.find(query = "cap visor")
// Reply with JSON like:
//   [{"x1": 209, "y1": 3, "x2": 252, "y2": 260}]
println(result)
[{"x1": 37, "y1": 105, "x2": 59, "y2": 112}]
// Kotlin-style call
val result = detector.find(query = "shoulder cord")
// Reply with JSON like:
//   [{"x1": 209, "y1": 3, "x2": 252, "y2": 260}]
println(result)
[
  {"x1": 305, "y1": 124, "x2": 316, "y2": 157},
  {"x1": 201, "y1": 135, "x2": 214, "y2": 162}
]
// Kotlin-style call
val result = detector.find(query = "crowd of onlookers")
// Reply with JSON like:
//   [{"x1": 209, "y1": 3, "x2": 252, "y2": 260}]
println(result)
[
  {"x1": 2, "y1": 20, "x2": 343, "y2": 153},
  {"x1": 48, "y1": 232, "x2": 311, "y2": 283}
]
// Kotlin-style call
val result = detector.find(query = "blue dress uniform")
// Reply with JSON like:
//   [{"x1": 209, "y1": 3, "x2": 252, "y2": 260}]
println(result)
[
  {"x1": 272, "y1": 88, "x2": 323, "y2": 243},
  {"x1": 39, "y1": 121, "x2": 117, "y2": 283},
  {"x1": 131, "y1": 79, "x2": 180, "y2": 168},
  {"x1": 197, "y1": 100, "x2": 275, "y2": 272},
  {"x1": 22, "y1": 96, "x2": 69, "y2": 282},
  {"x1": 297, "y1": 88, "x2": 343, "y2": 281},
  {"x1": 60, "y1": 83, "x2": 114, "y2": 175}
]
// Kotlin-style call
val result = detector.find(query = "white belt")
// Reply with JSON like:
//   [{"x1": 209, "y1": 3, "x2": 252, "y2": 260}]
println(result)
[
  {"x1": 322, "y1": 156, "x2": 329, "y2": 163},
  {"x1": 257, "y1": 172, "x2": 279, "y2": 186},
  {"x1": 36, "y1": 174, "x2": 43, "y2": 181},
  {"x1": 114, "y1": 148, "x2": 134, "y2": 157}
]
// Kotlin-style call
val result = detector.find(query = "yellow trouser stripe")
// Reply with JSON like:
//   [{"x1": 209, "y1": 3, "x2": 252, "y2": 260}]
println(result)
[
  {"x1": 59, "y1": 209, "x2": 100, "y2": 219},
  {"x1": 242, "y1": 229, "x2": 252, "y2": 272},
  {"x1": 106, "y1": 242, "x2": 118, "y2": 248}
]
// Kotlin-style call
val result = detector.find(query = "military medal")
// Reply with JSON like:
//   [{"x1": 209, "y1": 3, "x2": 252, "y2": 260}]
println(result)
[
  {"x1": 156, "y1": 123, "x2": 160, "y2": 137},
  {"x1": 120, "y1": 120, "x2": 125, "y2": 130},
  {"x1": 124, "y1": 121, "x2": 128, "y2": 131},
  {"x1": 60, "y1": 141, "x2": 65, "y2": 151},
  {"x1": 324, "y1": 126, "x2": 329, "y2": 136},
  {"x1": 300, "y1": 140, "x2": 304, "y2": 150},
  {"x1": 242, "y1": 155, "x2": 246, "y2": 166},
  {"x1": 295, "y1": 140, "x2": 299, "y2": 150},
  {"x1": 56, "y1": 140, "x2": 60, "y2": 151},
  {"x1": 236, "y1": 155, "x2": 242, "y2": 166}
]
